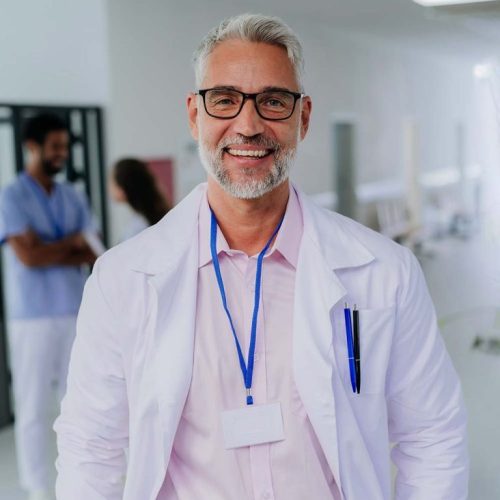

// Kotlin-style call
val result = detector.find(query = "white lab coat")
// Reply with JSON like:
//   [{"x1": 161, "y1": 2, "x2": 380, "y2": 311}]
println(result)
[{"x1": 55, "y1": 183, "x2": 468, "y2": 500}]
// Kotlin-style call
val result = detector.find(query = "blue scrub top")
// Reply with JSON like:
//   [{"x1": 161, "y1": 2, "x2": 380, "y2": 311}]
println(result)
[{"x1": 0, "y1": 173, "x2": 93, "y2": 320}]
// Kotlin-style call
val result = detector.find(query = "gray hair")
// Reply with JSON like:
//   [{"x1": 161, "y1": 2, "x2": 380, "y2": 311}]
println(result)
[{"x1": 193, "y1": 13, "x2": 304, "y2": 90}]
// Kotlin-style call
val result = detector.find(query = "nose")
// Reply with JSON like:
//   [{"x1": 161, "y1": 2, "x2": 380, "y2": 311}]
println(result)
[{"x1": 232, "y1": 98, "x2": 265, "y2": 137}]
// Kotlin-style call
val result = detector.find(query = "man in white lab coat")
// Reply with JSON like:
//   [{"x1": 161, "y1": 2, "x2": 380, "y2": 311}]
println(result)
[{"x1": 55, "y1": 13, "x2": 468, "y2": 500}]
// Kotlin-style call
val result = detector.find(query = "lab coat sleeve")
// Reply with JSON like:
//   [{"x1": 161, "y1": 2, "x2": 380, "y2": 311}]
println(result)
[
  {"x1": 54, "y1": 258, "x2": 129, "y2": 500},
  {"x1": 387, "y1": 249, "x2": 468, "y2": 500}
]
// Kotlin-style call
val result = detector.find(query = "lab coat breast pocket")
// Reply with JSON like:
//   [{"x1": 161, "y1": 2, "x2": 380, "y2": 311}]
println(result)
[{"x1": 332, "y1": 306, "x2": 396, "y2": 395}]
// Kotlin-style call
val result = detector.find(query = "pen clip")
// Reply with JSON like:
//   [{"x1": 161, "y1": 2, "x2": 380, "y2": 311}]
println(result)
[
  {"x1": 352, "y1": 305, "x2": 361, "y2": 394},
  {"x1": 343, "y1": 303, "x2": 357, "y2": 393}
]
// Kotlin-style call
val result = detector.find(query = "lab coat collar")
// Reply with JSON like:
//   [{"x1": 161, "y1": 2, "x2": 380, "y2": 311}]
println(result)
[
  {"x1": 128, "y1": 183, "x2": 375, "y2": 276},
  {"x1": 296, "y1": 189, "x2": 374, "y2": 271},
  {"x1": 127, "y1": 184, "x2": 202, "y2": 275}
]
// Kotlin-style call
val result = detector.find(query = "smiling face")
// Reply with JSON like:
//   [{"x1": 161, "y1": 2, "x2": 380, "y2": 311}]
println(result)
[
  {"x1": 26, "y1": 130, "x2": 69, "y2": 177},
  {"x1": 187, "y1": 40, "x2": 311, "y2": 200}
]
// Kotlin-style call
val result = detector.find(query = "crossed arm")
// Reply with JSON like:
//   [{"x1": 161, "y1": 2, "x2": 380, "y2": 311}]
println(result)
[{"x1": 7, "y1": 229, "x2": 97, "y2": 267}]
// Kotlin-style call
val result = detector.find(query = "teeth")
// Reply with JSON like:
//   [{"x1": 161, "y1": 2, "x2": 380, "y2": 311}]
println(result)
[{"x1": 227, "y1": 149, "x2": 269, "y2": 158}]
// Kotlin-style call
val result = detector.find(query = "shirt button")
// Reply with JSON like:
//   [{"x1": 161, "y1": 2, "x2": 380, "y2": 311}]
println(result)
[{"x1": 261, "y1": 492, "x2": 272, "y2": 500}]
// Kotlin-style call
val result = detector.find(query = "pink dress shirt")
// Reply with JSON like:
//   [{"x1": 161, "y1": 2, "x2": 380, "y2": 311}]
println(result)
[{"x1": 158, "y1": 187, "x2": 341, "y2": 500}]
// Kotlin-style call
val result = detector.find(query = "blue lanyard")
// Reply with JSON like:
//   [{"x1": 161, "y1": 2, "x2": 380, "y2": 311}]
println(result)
[
  {"x1": 210, "y1": 209, "x2": 284, "y2": 405},
  {"x1": 22, "y1": 173, "x2": 65, "y2": 239}
]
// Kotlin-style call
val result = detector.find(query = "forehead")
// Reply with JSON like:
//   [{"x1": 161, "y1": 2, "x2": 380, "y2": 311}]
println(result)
[
  {"x1": 202, "y1": 40, "x2": 299, "y2": 91},
  {"x1": 44, "y1": 130, "x2": 69, "y2": 144}
]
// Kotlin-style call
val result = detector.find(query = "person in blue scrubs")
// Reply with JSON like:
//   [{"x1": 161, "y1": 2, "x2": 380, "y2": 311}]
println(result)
[{"x1": 0, "y1": 113, "x2": 97, "y2": 500}]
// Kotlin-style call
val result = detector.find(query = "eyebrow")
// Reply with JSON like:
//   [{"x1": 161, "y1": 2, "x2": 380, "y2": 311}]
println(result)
[{"x1": 206, "y1": 85, "x2": 299, "y2": 93}]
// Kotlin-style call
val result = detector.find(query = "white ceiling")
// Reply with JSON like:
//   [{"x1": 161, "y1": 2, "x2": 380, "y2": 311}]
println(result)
[{"x1": 218, "y1": 0, "x2": 500, "y2": 62}]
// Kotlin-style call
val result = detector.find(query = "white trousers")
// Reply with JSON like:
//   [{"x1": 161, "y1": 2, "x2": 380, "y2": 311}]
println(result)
[{"x1": 7, "y1": 316, "x2": 76, "y2": 492}]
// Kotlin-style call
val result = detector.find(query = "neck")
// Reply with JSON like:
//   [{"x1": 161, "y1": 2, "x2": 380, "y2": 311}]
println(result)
[
  {"x1": 207, "y1": 178, "x2": 290, "y2": 256},
  {"x1": 26, "y1": 164, "x2": 54, "y2": 193}
]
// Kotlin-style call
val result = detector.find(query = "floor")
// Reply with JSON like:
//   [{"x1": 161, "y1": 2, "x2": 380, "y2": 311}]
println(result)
[
  {"x1": 0, "y1": 427, "x2": 31, "y2": 500},
  {"x1": 0, "y1": 407, "x2": 57, "y2": 500},
  {"x1": 0, "y1": 232, "x2": 499, "y2": 499},
  {"x1": 420, "y1": 234, "x2": 500, "y2": 500}
]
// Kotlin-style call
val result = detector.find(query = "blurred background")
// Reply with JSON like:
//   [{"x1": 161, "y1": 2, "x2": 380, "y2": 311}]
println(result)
[{"x1": 1, "y1": 0, "x2": 500, "y2": 498}]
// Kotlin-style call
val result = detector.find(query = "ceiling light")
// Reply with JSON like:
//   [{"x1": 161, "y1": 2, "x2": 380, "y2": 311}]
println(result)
[
  {"x1": 413, "y1": 0, "x2": 497, "y2": 6},
  {"x1": 474, "y1": 61, "x2": 499, "y2": 80},
  {"x1": 474, "y1": 63, "x2": 493, "y2": 79}
]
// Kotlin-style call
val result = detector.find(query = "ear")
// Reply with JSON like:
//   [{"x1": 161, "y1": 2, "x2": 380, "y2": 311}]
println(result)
[
  {"x1": 109, "y1": 180, "x2": 127, "y2": 203},
  {"x1": 299, "y1": 96, "x2": 312, "y2": 141},
  {"x1": 24, "y1": 140, "x2": 41, "y2": 160},
  {"x1": 187, "y1": 93, "x2": 200, "y2": 141}
]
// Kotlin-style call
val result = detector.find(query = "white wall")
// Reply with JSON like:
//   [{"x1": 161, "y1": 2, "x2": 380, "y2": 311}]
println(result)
[
  {"x1": 105, "y1": 0, "x2": 498, "y2": 242},
  {"x1": 295, "y1": 26, "x2": 481, "y2": 185},
  {"x1": 0, "y1": 0, "x2": 109, "y2": 104}
]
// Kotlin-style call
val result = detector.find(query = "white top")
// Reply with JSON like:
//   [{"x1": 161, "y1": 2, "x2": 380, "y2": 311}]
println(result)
[{"x1": 122, "y1": 213, "x2": 149, "y2": 241}]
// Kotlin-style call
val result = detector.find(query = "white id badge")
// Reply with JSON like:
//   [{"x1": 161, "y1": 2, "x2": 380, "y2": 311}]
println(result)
[{"x1": 221, "y1": 402, "x2": 285, "y2": 449}]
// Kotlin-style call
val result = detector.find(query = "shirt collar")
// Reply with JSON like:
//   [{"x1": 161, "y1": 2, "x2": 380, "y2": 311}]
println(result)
[{"x1": 198, "y1": 185, "x2": 303, "y2": 269}]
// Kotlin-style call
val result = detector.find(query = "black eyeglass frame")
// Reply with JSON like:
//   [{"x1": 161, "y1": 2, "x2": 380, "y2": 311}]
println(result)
[{"x1": 196, "y1": 88, "x2": 305, "y2": 121}]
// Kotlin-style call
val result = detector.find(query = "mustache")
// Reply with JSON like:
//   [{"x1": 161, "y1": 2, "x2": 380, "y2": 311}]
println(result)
[{"x1": 217, "y1": 135, "x2": 281, "y2": 152}]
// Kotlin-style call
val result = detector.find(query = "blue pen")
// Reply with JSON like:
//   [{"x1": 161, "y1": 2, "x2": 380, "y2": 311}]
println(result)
[{"x1": 344, "y1": 303, "x2": 357, "y2": 393}]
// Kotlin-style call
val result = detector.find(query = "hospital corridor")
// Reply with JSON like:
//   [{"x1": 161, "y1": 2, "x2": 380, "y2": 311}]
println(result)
[{"x1": 1, "y1": 1, "x2": 500, "y2": 499}]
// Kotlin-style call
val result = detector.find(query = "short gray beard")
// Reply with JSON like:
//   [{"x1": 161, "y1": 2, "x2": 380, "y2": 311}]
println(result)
[{"x1": 198, "y1": 134, "x2": 296, "y2": 200}]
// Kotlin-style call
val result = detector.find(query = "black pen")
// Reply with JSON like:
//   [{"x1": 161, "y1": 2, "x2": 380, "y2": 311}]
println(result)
[{"x1": 353, "y1": 305, "x2": 361, "y2": 394}]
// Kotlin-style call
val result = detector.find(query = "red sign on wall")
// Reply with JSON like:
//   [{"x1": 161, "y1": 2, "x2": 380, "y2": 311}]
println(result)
[{"x1": 146, "y1": 157, "x2": 175, "y2": 205}]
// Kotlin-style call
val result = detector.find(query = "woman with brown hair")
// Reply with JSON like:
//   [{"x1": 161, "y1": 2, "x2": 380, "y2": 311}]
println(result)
[{"x1": 109, "y1": 157, "x2": 170, "y2": 241}]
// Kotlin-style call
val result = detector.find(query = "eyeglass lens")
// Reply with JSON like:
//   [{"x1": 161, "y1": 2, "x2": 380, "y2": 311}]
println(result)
[{"x1": 204, "y1": 89, "x2": 296, "y2": 119}]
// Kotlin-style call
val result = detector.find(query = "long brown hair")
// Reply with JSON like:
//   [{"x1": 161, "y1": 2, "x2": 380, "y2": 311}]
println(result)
[{"x1": 113, "y1": 158, "x2": 169, "y2": 226}]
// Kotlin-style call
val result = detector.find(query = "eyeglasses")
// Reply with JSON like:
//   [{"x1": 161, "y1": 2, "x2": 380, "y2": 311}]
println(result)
[{"x1": 196, "y1": 88, "x2": 304, "y2": 121}]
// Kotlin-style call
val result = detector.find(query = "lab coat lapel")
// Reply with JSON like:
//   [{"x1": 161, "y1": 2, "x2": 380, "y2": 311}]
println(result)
[
  {"x1": 149, "y1": 246, "x2": 198, "y2": 470},
  {"x1": 293, "y1": 192, "x2": 384, "y2": 499},
  {"x1": 130, "y1": 185, "x2": 204, "y2": 483},
  {"x1": 293, "y1": 237, "x2": 346, "y2": 495}
]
